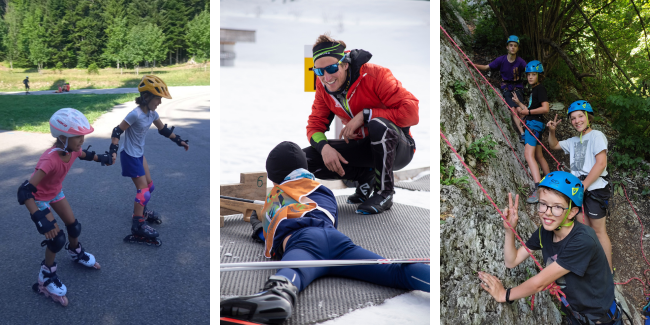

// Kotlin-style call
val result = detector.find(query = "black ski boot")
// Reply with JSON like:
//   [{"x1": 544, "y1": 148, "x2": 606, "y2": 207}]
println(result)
[
  {"x1": 347, "y1": 169, "x2": 375, "y2": 204},
  {"x1": 356, "y1": 190, "x2": 393, "y2": 215},
  {"x1": 220, "y1": 275, "x2": 298, "y2": 324}
]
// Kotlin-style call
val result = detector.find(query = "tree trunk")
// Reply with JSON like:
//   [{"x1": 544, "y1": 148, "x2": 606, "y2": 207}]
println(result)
[
  {"x1": 486, "y1": 0, "x2": 509, "y2": 38},
  {"x1": 573, "y1": 0, "x2": 637, "y2": 90},
  {"x1": 136, "y1": 65, "x2": 139, "y2": 75},
  {"x1": 630, "y1": 0, "x2": 650, "y2": 62},
  {"x1": 176, "y1": 48, "x2": 179, "y2": 65},
  {"x1": 540, "y1": 38, "x2": 594, "y2": 89},
  {"x1": 117, "y1": 60, "x2": 120, "y2": 69},
  {"x1": 9, "y1": 60, "x2": 13, "y2": 69},
  {"x1": 169, "y1": 51, "x2": 172, "y2": 65}
]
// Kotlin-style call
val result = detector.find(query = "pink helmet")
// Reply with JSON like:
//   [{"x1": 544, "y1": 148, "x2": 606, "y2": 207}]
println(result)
[{"x1": 49, "y1": 108, "x2": 94, "y2": 139}]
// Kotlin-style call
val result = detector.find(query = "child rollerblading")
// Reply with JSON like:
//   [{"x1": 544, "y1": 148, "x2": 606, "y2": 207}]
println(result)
[
  {"x1": 110, "y1": 75, "x2": 189, "y2": 247},
  {"x1": 23, "y1": 76, "x2": 30, "y2": 94},
  {"x1": 18, "y1": 108, "x2": 112, "y2": 305}
]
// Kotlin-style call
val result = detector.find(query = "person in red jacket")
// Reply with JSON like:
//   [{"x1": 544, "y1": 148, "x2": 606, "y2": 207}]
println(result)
[{"x1": 303, "y1": 34, "x2": 419, "y2": 215}]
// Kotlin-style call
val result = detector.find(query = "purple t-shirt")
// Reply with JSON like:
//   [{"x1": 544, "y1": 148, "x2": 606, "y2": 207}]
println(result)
[{"x1": 488, "y1": 55, "x2": 527, "y2": 91}]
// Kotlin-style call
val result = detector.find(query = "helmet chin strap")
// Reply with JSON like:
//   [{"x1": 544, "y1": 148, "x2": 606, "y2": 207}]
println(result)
[
  {"x1": 52, "y1": 136, "x2": 71, "y2": 155},
  {"x1": 555, "y1": 201, "x2": 574, "y2": 230},
  {"x1": 579, "y1": 111, "x2": 591, "y2": 144}
]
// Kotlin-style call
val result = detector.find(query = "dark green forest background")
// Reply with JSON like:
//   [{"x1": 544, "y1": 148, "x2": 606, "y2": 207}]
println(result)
[
  {"x1": 443, "y1": 0, "x2": 650, "y2": 168},
  {"x1": 0, "y1": 0, "x2": 209, "y2": 71}
]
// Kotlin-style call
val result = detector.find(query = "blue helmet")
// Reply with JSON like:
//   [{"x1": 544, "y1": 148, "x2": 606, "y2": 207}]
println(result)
[
  {"x1": 507, "y1": 35, "x2": 519, "y2": 44},
  {"x1": 525, "y1": 60, "x2": 544, "y2": 74},
  {"x1": 567, "y1": 100, "x2": 594, "y2": 117},
  {"x1": 539, "y1": 171, "x2": 584, "y2": 207}
]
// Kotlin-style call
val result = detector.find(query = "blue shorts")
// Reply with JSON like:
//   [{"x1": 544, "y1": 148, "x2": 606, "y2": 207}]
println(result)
[
  {"x1": 524, "y1": 120, "x2": 545, "y2": 146},
  {"x1": 35, "y1": 191, "x2": 65, "y2": 211},
  {"x1": 120, "y1": 151, "x2": 145, "y2": 178},
  {"x1": 502, "y1": 88, "x2": 524, "y2": 110}
]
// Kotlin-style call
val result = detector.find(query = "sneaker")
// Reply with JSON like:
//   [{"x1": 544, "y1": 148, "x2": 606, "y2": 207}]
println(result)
[
  {"x1": 526, "y1": 189, "x2": 539, "y2": 204},
  {"x1": 356, "y1": 192, "x2": 393, "y2": 215},
  {"x1": 220, "y1": 275, "x2": 298, "y2": 324},
  {"x1": 519, "y1": 133, "x2": 525, "y2": 144}
]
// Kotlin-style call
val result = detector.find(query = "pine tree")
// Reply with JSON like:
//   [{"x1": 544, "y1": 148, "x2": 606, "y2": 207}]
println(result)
[
  {"x1": 103, "y1": 16, "x2": 128, "y2": 70},
  {"x1": 163, "y1": 0, "x2": 190, "y2": 65},
  {"x1": 186, "y1": 7, "x2": 208, "y2": 67}
]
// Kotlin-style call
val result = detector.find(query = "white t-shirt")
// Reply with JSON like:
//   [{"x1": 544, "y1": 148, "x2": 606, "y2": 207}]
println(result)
[
  {"x1": 559, "y1": 130, "x2": 608, "y2": 191},
  {"x1": 123, "y1": 106, "x2": 159, "y2": 158}
]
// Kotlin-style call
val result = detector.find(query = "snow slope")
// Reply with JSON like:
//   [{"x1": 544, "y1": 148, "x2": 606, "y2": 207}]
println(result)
[{"x1": 220, "y1": 1, "x2": 431, "y2": 324}]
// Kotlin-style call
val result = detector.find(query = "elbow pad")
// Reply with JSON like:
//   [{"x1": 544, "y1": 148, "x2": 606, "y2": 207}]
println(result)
[
  {"x1": 111, "y1": 126, "x2": 124, "y2": 139},
  {"x1": 17, "y1": 180, "x2": 37, "y2": 205},
  {"x1": 158, "y1": 124, "x2": 174, "y2": 138}
]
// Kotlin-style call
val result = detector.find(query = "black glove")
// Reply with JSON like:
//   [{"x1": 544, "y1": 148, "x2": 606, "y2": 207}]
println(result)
[
  {"x1": 17, "y1": 180, "x2": 37, "y2": 205},
  {"x1": 31, "y1": 208, "x2": 56, "y2": 234},
  {"x1": 171, "y1": 134, "x2": 188, "y2": 147},
  {"x1": 250, "y1": 210, "x2": 264, "y2": 243},
  {"x1": 97, "y1": 152, "x2": 113, "y2": 166}
]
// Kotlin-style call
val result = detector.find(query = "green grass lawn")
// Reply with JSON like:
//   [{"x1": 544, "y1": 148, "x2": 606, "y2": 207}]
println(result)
[
  {"x1": 0, "y1": 94, "x2": 136, "y2": 133},
  {"x1": 0, "y1": 63, "x2": 210, "y2": 92}
]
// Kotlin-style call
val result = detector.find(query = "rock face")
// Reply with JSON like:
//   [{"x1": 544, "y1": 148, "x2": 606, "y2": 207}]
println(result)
[{"x1": 439, "y1": 24, "x2": 562, "y2": 325}]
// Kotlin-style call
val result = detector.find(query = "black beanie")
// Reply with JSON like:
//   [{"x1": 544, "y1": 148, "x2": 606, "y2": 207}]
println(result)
[{"x1": 266, "y1": 141, "x2": 308, "y2": 185}]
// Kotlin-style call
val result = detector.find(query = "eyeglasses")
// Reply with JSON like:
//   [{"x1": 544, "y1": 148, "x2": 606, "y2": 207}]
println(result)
[
  {"x1": 313, "y1": 63, "x2": 339, "y2": 76},
  {"x1": 537, "y1": 202, "x2": 569, "y2": 217}
]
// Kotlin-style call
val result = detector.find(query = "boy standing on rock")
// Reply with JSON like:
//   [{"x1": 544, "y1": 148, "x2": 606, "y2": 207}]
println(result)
[{"x1": 476, "y1": 35, "x2": 527, "y2": 143}]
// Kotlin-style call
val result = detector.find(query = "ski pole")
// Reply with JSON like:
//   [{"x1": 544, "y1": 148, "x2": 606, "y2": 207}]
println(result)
[
  {"x1": 220, "y1": 258, "x2": 430, "y2": 271},
  {"x1": 220, "y1": 195, "x2": 265, "y2": 205}
]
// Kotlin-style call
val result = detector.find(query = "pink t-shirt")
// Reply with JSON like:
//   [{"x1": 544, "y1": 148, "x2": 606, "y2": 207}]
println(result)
[{"x1": 32, "y1": 147, "x2": 81, "y2": 201}]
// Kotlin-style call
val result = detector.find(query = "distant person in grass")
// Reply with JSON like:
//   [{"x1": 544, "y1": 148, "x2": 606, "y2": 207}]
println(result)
[
  {"x1": 475, "y1": 35, "x2": 527, "y2": 143},
  {"x1": 304, "y1": 33, "x2": 419, "y2": 215},
  {"x1": 23, "y1": 76, "x2": 30, "y2": 94}
]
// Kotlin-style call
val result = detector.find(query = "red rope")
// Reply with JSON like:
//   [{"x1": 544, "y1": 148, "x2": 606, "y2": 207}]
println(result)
[
  {"x1": 440, "y1": 25, "x2": 564, "y2": 172},
  {"x1": 441, "y1": 131, "x2": 566, "y2": 310},
  {"x1": 613, "y1": 185, "x2": 650, "y2": 297}
]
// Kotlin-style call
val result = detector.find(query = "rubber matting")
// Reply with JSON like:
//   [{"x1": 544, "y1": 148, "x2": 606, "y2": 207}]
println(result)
[
  {"x1": 395, "y1": 174, "x2": 430, "y2": 192},
  {"x1": 220, "y1": 195, "x2": 430, "y2": 325}
]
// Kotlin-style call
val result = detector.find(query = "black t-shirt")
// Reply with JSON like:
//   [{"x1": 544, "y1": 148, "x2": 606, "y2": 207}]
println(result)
[
  {"x1": 525, "y1": 222, "x2": 614, "y2": 317},
  {"x1": 525, "y1": 83, "x2": 547, "y2": 123}
]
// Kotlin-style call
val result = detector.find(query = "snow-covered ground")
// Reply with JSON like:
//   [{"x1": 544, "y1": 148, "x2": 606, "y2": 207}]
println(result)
[{"x1": 219, "y1": 0, "x2": 431, "y2": 324}]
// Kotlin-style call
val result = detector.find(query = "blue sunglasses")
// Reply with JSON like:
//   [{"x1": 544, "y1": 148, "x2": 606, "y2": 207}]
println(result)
[{"x1": 313, "y1": 63, "x2": 340, "y2": 76}]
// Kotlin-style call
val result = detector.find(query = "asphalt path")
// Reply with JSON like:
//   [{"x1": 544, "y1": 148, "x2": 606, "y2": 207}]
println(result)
[{"x1": 0, "y1": 86, "x2": 210, "y2": 324}]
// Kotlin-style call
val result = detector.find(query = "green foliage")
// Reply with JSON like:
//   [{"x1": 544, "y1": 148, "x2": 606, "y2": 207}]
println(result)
[
  {"x1": 87, "y1": 63, "x2": 99, "y2": 75},
  {"x1": 440, "y1": 165, "x2": 470, "y2": 187},
  {"x1": 542, "y1": 77, "x2": 560, "y2": 102},
  {"x1": 453, "y1": 81, "x2": 468, "y2": 96},
  {"x1": 468, "y1": 135, "x2": 498, "y2": 163},
  {"x1": 55, "y1": 61, "x2": 63, "y2": 74},
  {"x1": 606, "y1": 94, "x2": 650, "y2": 161},
  {"x1": 186, "y1": 8, "x2": 210, "y2": 61}
]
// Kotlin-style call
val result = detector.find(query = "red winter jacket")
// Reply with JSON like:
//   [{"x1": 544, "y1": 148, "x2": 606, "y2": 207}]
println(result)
[{"x1": 306, "y1": 62, "x2": 419, "y2": 147}]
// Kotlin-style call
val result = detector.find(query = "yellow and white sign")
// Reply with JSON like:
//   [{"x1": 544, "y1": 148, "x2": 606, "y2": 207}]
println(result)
[{"x1": 304, "y1": 45, "x2": 316, "y2": 92}]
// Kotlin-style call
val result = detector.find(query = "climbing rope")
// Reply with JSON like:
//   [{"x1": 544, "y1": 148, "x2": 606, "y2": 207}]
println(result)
[
  {"x1": 440, "y1": 24, "x2": 650, "y2": 315},
  {"x1": 441, "y1": 131, "x2": 566, "y2": 310},
  {"x1": 440, "y1": 25, "x2": 564, "y2": 173}
]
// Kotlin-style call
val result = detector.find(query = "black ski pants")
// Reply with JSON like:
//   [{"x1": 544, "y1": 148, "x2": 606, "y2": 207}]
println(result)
[{"x1": 303, "y1": 117, "x2": 415, "y2": 194}]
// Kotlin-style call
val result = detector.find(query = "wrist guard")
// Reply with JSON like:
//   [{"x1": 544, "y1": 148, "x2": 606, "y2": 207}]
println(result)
[
  {"x1": 31, "y1": 208, "x2": 56, "y2": 234},
  {"x1": 171, "y1": 135, "x2": 188, "y2": 147},
  {"x1": 80, "y1": 145, "x2": 96, "y2": 162},
  {"x1": 97, "y1": 152, "x2": 113, "y2": 166},
  {"x1": 109, "y1": 143, "x2": 119, "y2": 156}
]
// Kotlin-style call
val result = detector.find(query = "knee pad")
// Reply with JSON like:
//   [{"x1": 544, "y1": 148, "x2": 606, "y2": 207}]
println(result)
[
  {"x1": 66, "y1": 220, "x2": 82, "y2": 238},
  {"x1": 41, "y1": 230, "x2": 66, "y2": 253},
  {"x1": 148, "y1": 181, "x2": 155, "y2": 194},
  {"x1": 135, "y1": 188, "x2": 151, "y2": 207}
]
